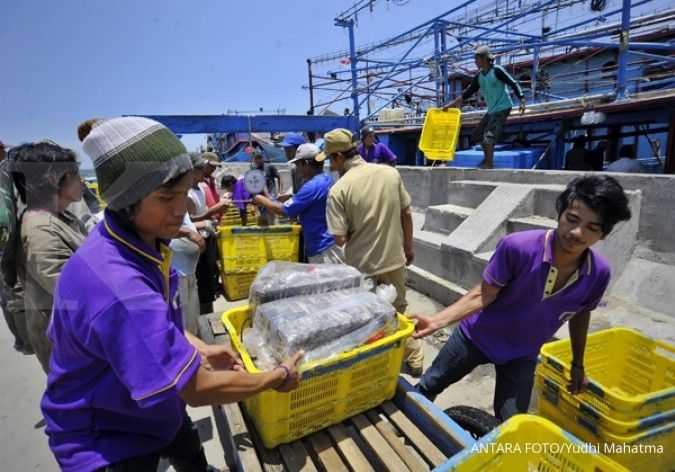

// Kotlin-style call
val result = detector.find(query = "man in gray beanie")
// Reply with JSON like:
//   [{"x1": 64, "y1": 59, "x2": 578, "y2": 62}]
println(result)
[{"x1": 42, "y1": 117, "x2": 303, "y2": 472}]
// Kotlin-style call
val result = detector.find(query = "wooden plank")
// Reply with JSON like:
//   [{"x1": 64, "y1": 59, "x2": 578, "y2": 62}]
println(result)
[
  {"x1": 212, "y1": 404, "x2": 243, "y2": 472},
  {"x1": 210, "y1": 316, "x2": 227, "y2": 335},
  {"x1": 242, "y1": 411, "x2": 285, "y2": 472},
  {"x1": 328, "y1": 424, "x2": 375, "y2": 472},
  {"x1": 222, "y1": 403, "x2": 263, "y2": 472},
  {"x1": 278, "y1": 441, "x2": 318, "y2": 472},
  {"x1": 381, "y1": 402, "x2": 447, "y2": 467},
  {"x1": 198, "y1": 314, "x2": 219, "y2": 344},
  {"x1": 306, "y1": 431, "x2": 349, "y2": 472},
  {"x1": 351, "y1": 414, "x2": 411, "y2": 472},
  {"x1": 365, "y1": 410, "x2": 429, "y2": 472}
]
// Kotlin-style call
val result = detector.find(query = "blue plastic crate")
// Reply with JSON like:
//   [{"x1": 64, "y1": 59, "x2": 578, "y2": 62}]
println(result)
[{"x1": 449, "y1": 146, "x2": 545, "y2": 169}]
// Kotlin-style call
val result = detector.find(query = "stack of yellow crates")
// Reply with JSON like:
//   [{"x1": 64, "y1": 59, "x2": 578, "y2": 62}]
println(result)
[
  {"x1": 438, "y1": 414, "x2": 628, "y2": 471},
  {"x1": 536, "y1": 327, "x2": 675, "y2": 472},
  {"x1": 217, "y1": 225, "x2": 300, "y2": 300},
  {"x1": 219, "y1": 205, "x2": 258, "y2": 227}
]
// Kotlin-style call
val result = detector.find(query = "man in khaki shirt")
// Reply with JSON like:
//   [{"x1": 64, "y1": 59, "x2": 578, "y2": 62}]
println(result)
[{"x1": 322, "y1": 128, "x2": 424, "y2": 376}]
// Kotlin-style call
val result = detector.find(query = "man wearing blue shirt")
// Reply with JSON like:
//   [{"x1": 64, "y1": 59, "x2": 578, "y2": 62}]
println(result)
[
  {"x1": 443, "y1": 45, "x2": 526, "y2": 169},
  {"x1": 252, "y1": 144, "x2": 343, "y2": 263}
]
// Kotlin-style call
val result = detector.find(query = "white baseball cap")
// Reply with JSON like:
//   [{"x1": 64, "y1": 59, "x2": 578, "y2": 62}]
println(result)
[{"x1": 288, "y1": 143, "x2": 322, "y2": 164}]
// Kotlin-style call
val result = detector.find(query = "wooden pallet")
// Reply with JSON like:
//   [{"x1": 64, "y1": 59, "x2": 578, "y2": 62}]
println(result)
[{"x1": 198, "y1": 314, "x2": 472, "y2": 472}]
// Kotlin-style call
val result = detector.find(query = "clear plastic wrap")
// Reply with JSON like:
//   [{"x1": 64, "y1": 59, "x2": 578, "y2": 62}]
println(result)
[
  {"x1": 248, "y1": 261, "x2": 364, "y2": 312},
  {"x1": 253, "y1": 288, "x2": 398, "y2": 365}
]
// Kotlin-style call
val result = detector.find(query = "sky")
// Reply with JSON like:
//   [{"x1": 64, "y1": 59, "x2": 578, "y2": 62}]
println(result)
[{"x1": 1, "y1": 0, "x2": 449, "y2": 167}]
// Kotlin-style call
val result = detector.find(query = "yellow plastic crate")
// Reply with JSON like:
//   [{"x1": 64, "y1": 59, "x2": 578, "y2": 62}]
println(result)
[
  {"x1": 218, "y1": 225, "x2": 300, "y2": 273},
  {"x1": 219, "y1": 207, "x2": 243, "y2": 226},
  {"x1": 437, "y1": 414, "x2": 628, "y2": 471},
  {"x1": 419, "y1": 107, "x2": 461, "y2": 160},
  {"x1": 535, "y1": 374, "x2": 675, "y2": 435},
  {"x1": 85, "y1": 181, "x2": 106, "y2": 209},
  {"x1": 217, "y1": 225, "x2": 300, "y2": 300},
  {"x1": 219, "y1": 205, "x2": 259, "y2": 227},
  {"x1": 221, "y1": 305, "x2": 414, "y2": 448},
  {"x1": 538, "y1": 327, "x2": 675, "y2": 421},
  {"x1": 538, "y1": 390, "x2": 675, "y2": 472},
  {"x1": 220, "y1": 271, "x2": 257, "y2": 301}
]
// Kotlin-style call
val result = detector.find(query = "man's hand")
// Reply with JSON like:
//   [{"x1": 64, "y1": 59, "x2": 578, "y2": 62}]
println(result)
[
  {"x1": 409, "y1": 313, "x2": 441, "y2": 339},
  {"x1": 199, "y1": 344, "x2": 245, "y2": 372},
  {"x1": 274, "y1": 350, "x2": 305, "y2": 392},
  {"x1": 519, "y1": 98, "x2": 526, "y2": 115},
  {"x1": 187, "y1": 231, "x2": 206, "y2": 252},
  {"x1": 334, "y1": 234, "x2": 349, "y2": 247},
  {"x1": 202, "y1": 220, "x2": 218, "y2": 237},
  {"x1": 404, "y1": 247, "x2": 415, "y2": 266},
  {"x1": 567, "y1": 365, "x2": 588, "y2": 394},
  {"x1": 442, "y1": 98, "x2": 461, "y2": 111}
]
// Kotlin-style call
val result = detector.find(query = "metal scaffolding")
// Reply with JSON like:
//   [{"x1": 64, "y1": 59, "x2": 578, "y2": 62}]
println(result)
[{"x1": 306, "y1": 0, "x2": 675, "y2": 124}]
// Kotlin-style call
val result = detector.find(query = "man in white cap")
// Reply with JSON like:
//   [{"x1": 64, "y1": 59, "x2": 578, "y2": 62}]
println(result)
[
  {"x1": 443, "y1": 44, "x2": 526, "y2": 169},
  {"x1": 323, "y1": 128, "x2": 424, "y2": 376},
  {"x1": 252, "y1": 143, "x2": 343, "y2": 263}
]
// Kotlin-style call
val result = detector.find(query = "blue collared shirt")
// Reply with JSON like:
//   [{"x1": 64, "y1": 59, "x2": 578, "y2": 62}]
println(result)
[{"x1": 282, "y1": 172, "x2": 335, "y2": 257}]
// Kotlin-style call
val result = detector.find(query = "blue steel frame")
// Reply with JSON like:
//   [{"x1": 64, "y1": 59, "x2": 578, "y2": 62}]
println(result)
[
  {"x1": 325, "y1": 0, "x2": 674, "y2": 122},
  {"x1": 141, "y1": 114, "x2": 359, "y2": 136},
  {"x1": 322, "y1": 0, "x2": 674, "y2": 169}
]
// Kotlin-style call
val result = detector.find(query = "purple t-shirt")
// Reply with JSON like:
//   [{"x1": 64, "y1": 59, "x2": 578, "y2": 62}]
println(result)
[
  {"x1": 461, "y1": 229, "x2": 610, "y2": 365},
  {"x1": 41, "y1": 211, "x2": 201, "y2": 472},
  {"x1": 357, "y1": 142, "x2": 397, "y2": 164},
  {"x1": 232, "y1": 178, "x2": 250, "y2": 211}
]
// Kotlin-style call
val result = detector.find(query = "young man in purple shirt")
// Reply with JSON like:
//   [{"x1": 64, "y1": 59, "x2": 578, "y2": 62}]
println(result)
[
  {"x1": 41, "y1": 117, "x2": 303, "y2": 472},
  {"x1": 412, "y1": 176, "x2": 631, "y2": 421},
  {"x1": 357, "y1": 126, "x2": 398, "y2": 166}
]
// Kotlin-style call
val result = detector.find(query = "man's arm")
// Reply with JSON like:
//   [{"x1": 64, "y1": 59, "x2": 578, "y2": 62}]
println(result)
[
  {"x1": 273, "y1": 166, "x2": 283, "y2": 195},
  {"x1": 251, "y1": 194, "x2": 286, "y2": 217},
  {"x1": 411, "y1": 281, "x2": 501, "y2": 338},
  {"x1": 189, "y1": 200, "x2": 230, "y2": 222},
  {"x1": 442, "y1": 74, "x2": 480, "y2": 110},
  {"x1": 179, "y1": 350, "x2": 305, "y2": 406},
  {"x1": 494, "y1": 66, "x2": 526, "y2": 114},
  {"x1": 326, "y1": 191, "x2": 350, "y2": 247},
  {"x1": 381, "y1": 144, "x2": 398, "y2": 167},
  {"x1": 174, "y1": 226, "x2": 206, "y2": 252},
  {"x1": 567, "y1": 310, "x2": 591, "y2": 394},
  {"x1": 401, "y1": 206, "x2": 414, "y2": 266}
]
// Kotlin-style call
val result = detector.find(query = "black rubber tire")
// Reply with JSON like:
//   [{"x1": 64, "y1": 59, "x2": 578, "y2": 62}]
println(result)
[{"x1": 444, "y1": 405, "x2": 500, "y2": 440}]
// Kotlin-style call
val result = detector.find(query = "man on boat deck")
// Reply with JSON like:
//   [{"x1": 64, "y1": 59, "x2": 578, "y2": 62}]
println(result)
[
  {"x1": 412, "y1": 175, "x2": 631, "y2": 422},
  {"x1": 442, "y1": 44, "x2": 526, "y2": 169}
]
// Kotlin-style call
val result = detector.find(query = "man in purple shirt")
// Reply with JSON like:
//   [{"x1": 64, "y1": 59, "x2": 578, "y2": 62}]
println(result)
[
  {"x1": 411, "y1": 176, "x2": 631, "y2": 421},
  {"x1": 41, "y1": 117, "x2": 303, "y2": 472},
  {"x1": 357, "y1": 126, "x2": 398, "y2": 166}
]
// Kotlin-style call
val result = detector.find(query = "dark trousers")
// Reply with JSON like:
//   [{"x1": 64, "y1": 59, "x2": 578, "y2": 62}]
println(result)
[
  {"x1": 97, "y1": 415, "x2": 208, "y2": 472},
  {"x1": 416, "y1": 326, "x2": 536, "y2": 422},
  {"x1": 195, "y1": 237, "x2": 219, "y2": 313}
]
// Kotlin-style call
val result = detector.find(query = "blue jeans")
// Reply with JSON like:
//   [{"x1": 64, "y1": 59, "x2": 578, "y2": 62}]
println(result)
[{"x1": 416, "y1": 326, "x2": 536, "y2": 422}]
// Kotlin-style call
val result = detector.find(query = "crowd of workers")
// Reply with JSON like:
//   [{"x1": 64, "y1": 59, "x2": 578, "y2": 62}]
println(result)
[{"x1": 0, "y1": 43, "x2": 635, "y2": 472}]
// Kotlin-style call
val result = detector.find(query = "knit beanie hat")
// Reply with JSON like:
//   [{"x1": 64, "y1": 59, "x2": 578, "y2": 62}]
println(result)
[{"x1": 81, "y1": 117, "x2": 192, "y2": 210}]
